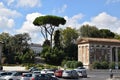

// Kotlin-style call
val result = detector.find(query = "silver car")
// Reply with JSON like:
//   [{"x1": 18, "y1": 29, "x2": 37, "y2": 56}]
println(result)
[
  {"x1": 21, "y1": 73, "x2": 32, "y2": 80},
  {"x1": 62, "y1": 70, "x2": 79, "y2": 79},
  {"x1": 74, "y1": 67, "x2": 87, "y2": 78},
  {"x1": 1, "y1": 71, "x2": 27, "y2": 80}
]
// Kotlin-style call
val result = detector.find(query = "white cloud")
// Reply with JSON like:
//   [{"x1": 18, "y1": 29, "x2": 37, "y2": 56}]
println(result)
[
  {"x1": 0, "y1": 2, "x2": 21, "y2": 18},
  {"x1": 17, "y1": 12, "x2": 43, "y2": 33},
  {"x1": 0, "y1": 16, "x2": 14, "y2": 28},
  {"x1": 64, "y1": 13, "x2": 84, "y2": 29},
  {"x1": 83, "y1": 12, "x2": 120, "y2": 34},
  {"x1": 16, "y1": 0, "x2": 41, "y2": 8},
  {"x1": 0, "y1": 2, "x2": 21, "y2": 29},
  {"x1": 7, "y1": 0, "x2": 14, "y2": 6},
  {"x1": 17, "y1": 12, "x2": 44, "y2": 44},
  {"x1": 106, "y1": 0, "x2": 120, "y2": 4},
  {"x1": 52, "y1": 4, "x2": 67, "y2": 14}
]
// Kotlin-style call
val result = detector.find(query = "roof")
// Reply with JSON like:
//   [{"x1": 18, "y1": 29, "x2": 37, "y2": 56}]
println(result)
[{"x1": 77, "y1": 37, "x2": 120, "y2": 44}]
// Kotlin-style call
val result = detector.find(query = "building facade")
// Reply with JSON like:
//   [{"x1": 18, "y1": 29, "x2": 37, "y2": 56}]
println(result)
[{"x1": 77, "y1": 37, "x2": 120, "y2": 69}]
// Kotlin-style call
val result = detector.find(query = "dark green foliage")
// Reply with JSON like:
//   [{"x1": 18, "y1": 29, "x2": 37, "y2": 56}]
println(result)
[
  {"x1": 0, "y1": 32, "x2": 34, "y2": 64},
  {"x1": 101, "y1": 61, "x2": 109, "y2": 69},
  {"x1": 54, "y1": 30, "x2": 62, "y2": 49},
  {"x1": 42, "y1": 39, "x2": 50, "y2": 47},
  {"x1": 61, "y1": 60, "x2": 67, "y2": 67},
  {"x1": 109, "y1": 62, "x2": 115, "y2": 69},
  {"x1": 61, "y1": 27, "x2": 78, "y2": 47},
  {"x1": 33, "y1": 15, "x2": 66, "y2": 26},
  {"x1": 64, "y1": 43, "x2": 78, "y2": 60},
  {"x1": 92, "y1": 61, "x2": 101, "y2": 69},
  {"x1": 99, "y1": 29, "x2": 115, "y2": 38},
  {"x1": 114, "y1": 33, "x2": 120, "y2": 40},
  {"x1": 40, "y1": 46, "x2": 65, "y2": 65},
  {"x1": 64, "y1": 61, "x2": 83, "y2": 68},
  {"x1": 79, "y1": 24, "x2": 115, "y2": 38},
  {"x1": 79, "y1": 24, "x2": 100, "y2": 38},
  {"x1": 19, "y1": 49, "x2": 35, "y2": 63},
  {"x1": 77, "y1": 61, "x2": 83, "y2": 67},
  {"x1": 92, "y1": 61, "x2": 109, "y2": 69}
]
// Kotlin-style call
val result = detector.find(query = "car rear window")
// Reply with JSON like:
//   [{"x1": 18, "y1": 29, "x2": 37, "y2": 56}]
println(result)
[{"x1": 23, "y1": 74, "x2": 32, "y2": 77}]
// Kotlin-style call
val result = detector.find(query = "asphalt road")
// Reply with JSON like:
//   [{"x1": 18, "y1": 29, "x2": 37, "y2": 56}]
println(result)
[{"x1": 59, "y1": 69, "x2": 120, "y2": 80}]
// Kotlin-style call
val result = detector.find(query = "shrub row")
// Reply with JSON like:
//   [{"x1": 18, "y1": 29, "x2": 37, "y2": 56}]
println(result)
[
  {"x1": 22, "y1": 63, "x2": 58, "y2": 70},
  {"x1": 61, "y1": 60, "x2": 83, "y2": 69},
  {"x1": 92, "y1": 61, "x2": 120, "y2": 69}
]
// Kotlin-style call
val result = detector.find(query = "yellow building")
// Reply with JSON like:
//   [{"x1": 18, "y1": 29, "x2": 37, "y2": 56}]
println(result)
[{"x1": 77, "y1": 37, "x2": 120, "y2": 69}]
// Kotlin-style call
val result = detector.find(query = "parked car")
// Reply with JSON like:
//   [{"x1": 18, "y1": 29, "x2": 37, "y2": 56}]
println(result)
[
  {"x1": 0, "y1": 72, "x2": 9, "y2": 77},
  {"x1": 21, "y1": 73, "x2": 32, "y2": 80},
  {"x1": 32, "y1": 71, "x2": 41, "y2": 75},
  {"x1": 41, "y1": 69, "x2": 55, "y2": 77},
  {"x1": 29, "y1": 67, "x2": 39, "y2": 72},
  {"x1": 46, "y1": 71, "x2": 55, "y2": 77},
  {"x1": 30, "y1": 73, "x2": 58, "y2": 80},
  {"x1": 1, "y1": 71, "x2": 28, "y2": 80},
  {"x1": 54, "y1": 70, "x2": 63, "y2": 78},
  {"x1": 62, "y1": 70, "x2": 79, "y2": 79},
  {"x1": 74, "y1": 67, "x2": 87, "y2": 78}
]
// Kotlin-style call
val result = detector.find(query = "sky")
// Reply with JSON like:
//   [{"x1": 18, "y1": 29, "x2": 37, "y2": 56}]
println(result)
[{"x1": 0, "y1": 0, "x2": 120, "y2": 44}]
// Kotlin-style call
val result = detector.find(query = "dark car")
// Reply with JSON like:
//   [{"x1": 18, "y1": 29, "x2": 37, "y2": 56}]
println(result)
[
  {"x1": 54, "y1": 70, "x2": 63, "y2": 78},
  {"x1": 30, "y1": 73, "x2": 58, "y2": 80}
]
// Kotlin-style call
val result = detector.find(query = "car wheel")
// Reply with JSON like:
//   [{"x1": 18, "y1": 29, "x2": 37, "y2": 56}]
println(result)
[{"x1": 9, "y1": 79, "x2": 13, "y2": 80}]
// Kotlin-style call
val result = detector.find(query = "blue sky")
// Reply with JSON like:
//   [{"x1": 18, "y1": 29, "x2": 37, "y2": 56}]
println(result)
[{"x1": 0, "y1": 0, "x2": 120, "y2": 44}]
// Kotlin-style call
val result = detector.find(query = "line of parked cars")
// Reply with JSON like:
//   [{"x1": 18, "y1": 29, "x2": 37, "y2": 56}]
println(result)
[
  {"x1": 0, "y1": 66, "x2": 87, "y2": 80},
  {"x1": 54, "y1": 67, "x2": 87, "y2": 79}
]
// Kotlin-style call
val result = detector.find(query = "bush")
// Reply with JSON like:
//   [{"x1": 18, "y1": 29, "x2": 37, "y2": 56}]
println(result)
[
  {"x1": 92, "y1": 61, "x2": 101, "y2": 69},
  {"x1": 77, "y1": 61, "x2": 83, "y2": 67},
  {"x1": 101, "y1": 61, "x2": 109, "y2": 69},
  {"x1": 66, "y1": 61, "x2": 72, "y2": 68},
  {"x1": 62, "y1": 61, "x2": 83, "y2": 69},
  {"x1": 61, "y1": 60, "x2": 67, "y2": 67},
  {"x1": 109, "y1": 62, "x2": 115, "y2": 69}
]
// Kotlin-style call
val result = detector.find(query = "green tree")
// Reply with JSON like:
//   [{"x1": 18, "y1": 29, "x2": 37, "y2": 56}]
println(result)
[
  {"x1": 54, "y1": 30, "x2": 62, "y2": 49},
  {"x1": 99, "y1": 29, "x2": 115, "y2": 38},
  {"x1": 61, "y1": 27, "x2": 78, "y2": 60},
  {"x1": 0, "y1": 32, "x2": 33, "y2": 64},
  {"x1": 114, "y1": 33, "x2": 120, "y2": 40},
  {"x1": 61, "y1": 27, "x2": 78, "y2": 47},
  {"x1": 0, "y1": 32, "x2": 15, "y2": 64},
  {"x1": 40, "y1": 46, "x2": 65, "y2": 65},
  {"x1": 79, "y1": 24, "x2": 115, "y2": 38},
  {"x1": 19, "y1": 49, "x2": 35, "y2": 63},
  {"x1": 13, "y1": 33, "x2": 31, "y2": 54},
  {"x1": 33, "y1": 15, "x2": 66, "y2": 49},
  {"x1": 79, "y1": 24, "x2": 100, "y2": 38}
]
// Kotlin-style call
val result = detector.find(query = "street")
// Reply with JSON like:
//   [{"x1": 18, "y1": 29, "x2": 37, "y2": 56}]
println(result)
[{"x1": 59, "y1": 69, "x2": 120, "y2": 80}]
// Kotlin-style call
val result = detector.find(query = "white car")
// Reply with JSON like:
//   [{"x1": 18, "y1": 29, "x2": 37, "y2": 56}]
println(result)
[
  {"x1": 62, "y1": 70, "x2": 79, "y2": 79},
  {"x1": 21, "y1": 73, "x2": 32, "y2": 80},
  {"x1": 46, "y1": 71, "x2": 55, "y2": 77},
  {"x1": 74, "y1": 67, "x2": 87, "y2": 78},
  {"x1": 1, "y1": 71, "x2": 26, "y2": 80},
  {"x1": 41, "y1": 69, "x2": 55, "y2": 77},
  {"x1": 32, "y1": 71, "x2": 41, "y2": 75}
]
